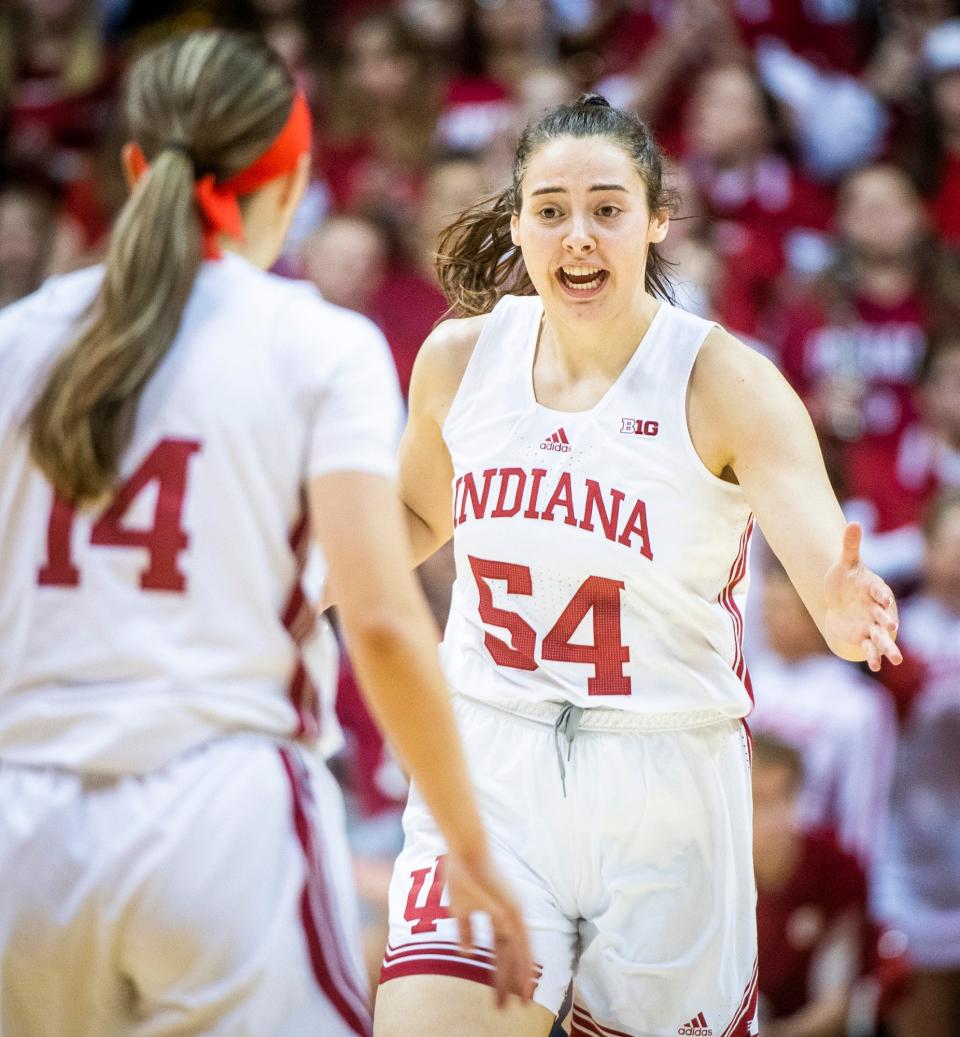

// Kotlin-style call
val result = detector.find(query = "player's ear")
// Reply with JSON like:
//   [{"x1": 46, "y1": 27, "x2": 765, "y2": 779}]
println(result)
[
  {"x1": 510, "y1": 212, "x2": 520, "y2": 248},
  {"x1": 648, "y1": 209, "x2": 669, "y2": 244}
]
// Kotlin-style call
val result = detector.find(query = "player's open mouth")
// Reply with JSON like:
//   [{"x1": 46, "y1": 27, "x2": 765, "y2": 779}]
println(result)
[{"x1": 556, "y1": 266, "x2": 608, "y2": 297}]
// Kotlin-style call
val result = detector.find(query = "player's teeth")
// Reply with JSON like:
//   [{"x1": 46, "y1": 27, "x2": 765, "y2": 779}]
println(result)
[{"x1": 562, "y1": 267, "x2": 602, "y2": 276}]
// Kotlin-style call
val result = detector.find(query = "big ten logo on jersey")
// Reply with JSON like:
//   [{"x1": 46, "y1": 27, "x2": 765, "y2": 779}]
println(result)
[
  {"x1": 404, "y1": 854, "x2": 450, "y2": 934},
  {"x1": 620, "y1": 417, "x2": 659, "y2": 437},
  {"x1": 37, "y1": 438, "x2": 201, "y2": 593}
]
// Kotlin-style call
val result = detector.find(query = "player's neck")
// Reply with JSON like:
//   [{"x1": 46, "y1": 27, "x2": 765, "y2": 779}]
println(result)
[{"x1": 540, "y1": 295, "x2": 661, "y2": 384}]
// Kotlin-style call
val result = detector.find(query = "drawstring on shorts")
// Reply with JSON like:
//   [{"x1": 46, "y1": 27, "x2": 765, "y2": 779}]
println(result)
[{"x1": 553, "y1": 703, "x2": 584, "y2": 797}]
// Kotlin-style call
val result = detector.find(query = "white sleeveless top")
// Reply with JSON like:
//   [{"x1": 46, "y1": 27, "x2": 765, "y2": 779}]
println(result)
[
  {"x1": 0, "y1": 255, "x2": 402, "y2": 773},
  {"x1": 439, "y1": 294, "x2": 755, "y2": 720}
]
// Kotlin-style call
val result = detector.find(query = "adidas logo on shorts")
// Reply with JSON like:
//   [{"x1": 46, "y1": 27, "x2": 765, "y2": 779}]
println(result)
[{"x1": 678, "y1": 1012, "x2": 713, "y2": 1036}]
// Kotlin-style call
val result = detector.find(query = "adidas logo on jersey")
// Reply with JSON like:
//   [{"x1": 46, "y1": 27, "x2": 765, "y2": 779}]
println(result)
[
  {"x1": 620, "y1": 417, "x2": 660, "y2": 437},
  {"x1": 678, "y1": 1013, "x2": 712, "y2": 1036},
  {"x1": 540, "y1": 428, "x2": 571, "y2": 452}
]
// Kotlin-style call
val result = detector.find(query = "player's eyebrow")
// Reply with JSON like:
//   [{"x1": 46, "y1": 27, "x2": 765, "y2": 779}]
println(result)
[{"x1": 529, "y1": 183, "x2": 628, "y2": 196}]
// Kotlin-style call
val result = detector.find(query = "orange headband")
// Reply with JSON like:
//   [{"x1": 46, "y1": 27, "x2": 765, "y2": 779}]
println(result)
[{"x1": 127, "y1": 90, "x2": 313, "y2": 260}]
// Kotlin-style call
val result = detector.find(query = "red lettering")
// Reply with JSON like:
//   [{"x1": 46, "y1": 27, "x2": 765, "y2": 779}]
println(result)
[
  {"x1": 523, "y1": 467, "x2": 548, "y2": 519},
  {"x1": 404, "y1": 855, "x2": 450, "y2": 934},
  {"x1": 37, "y1": 438, "x2": 202, "y2": 592},
  {"x1": 468, "y1": 556, "x2": 538, "y2": 670},
  {"x1": 617, "y1": 498, "x2": 653, "y2": 559},
  {"x1": 540, "y1": 471, "x2": 578, "y2": 527},
  {"x1": 578, "y1": 479, "x2": 625, "y2": 541},
  {"x1": 542, "y1": 576, "x2": 631, "y2": 695},
  {"x1": 457, "y1": 468, "x2": 497, "y2": 525},
  {"x1": 491, "y1": 467, "x2": 526, "y2": 518},
  {"x1": 37, "y1": 496, "x2": 81, "y2": 587}
]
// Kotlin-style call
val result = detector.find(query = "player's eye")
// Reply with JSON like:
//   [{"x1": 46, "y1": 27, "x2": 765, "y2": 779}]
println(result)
[
  {"x1": 538, "y1": 206, "x2": 561, "y2": 220},
  {"x1": 597, "y1": 204, "x2": 621, "y2": 218}
]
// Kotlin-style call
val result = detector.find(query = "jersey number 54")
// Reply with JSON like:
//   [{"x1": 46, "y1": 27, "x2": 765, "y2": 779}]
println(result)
[{"x1": 469, "y1": 555, "x2": 631, "y2": 696}]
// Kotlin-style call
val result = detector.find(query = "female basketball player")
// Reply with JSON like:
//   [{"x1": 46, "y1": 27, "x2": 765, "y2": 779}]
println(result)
[
  {"x1": 0, "y1": 31, "x2": 530, "y2": 1037},
  {"x1": 374, "y1": 96, "x2": 902, "y2": 1037}
]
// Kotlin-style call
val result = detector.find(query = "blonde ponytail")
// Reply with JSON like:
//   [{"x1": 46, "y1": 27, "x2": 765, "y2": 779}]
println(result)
[{"x1": 29, "y1": 31, "x2": 293, "y2": 503}]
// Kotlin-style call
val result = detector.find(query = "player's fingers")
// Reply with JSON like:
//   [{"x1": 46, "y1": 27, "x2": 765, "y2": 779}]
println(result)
[
  {"x1": 872, "y1": 603, "x2": 898, "y2": 636},
  {"x1": 841, "y1": 521, "x2": 862, "y2": 569},
  {"x1": 862, "y1": 636, "x2": 880, "y2": 673},
  {"x1": 455, "y1": 908, "x2": 474, "y2": 952},
  {"x1": 492, "y1": 906, "x2": 533, "y2": 1006},
  {"x1": 869, "y1": 578, "x2": 895, "y2": 610},
  {"x1": 871, "y1": 625, "x2": 903, "y2": 667}
]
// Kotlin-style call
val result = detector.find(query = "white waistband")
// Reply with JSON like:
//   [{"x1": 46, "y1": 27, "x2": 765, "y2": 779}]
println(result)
[{"x1": 455, "y1": 693, "x2": 735, "y2": 732}]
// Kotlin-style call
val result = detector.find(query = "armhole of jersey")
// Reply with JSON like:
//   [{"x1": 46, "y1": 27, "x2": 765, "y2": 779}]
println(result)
[
  {"x1": 440, "y1": 296, "x2": 518, "y2": 442},
  {"x1": 676, "y1": 319, "x2": 745, "y2": 495}
]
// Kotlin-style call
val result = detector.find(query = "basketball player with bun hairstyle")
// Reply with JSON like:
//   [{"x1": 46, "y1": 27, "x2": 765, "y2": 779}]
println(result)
[
  {"x1": 374, "y1": 95, "x2": 902, "y2": 1037},
  {"x1": 0, "y1": 30, "x2": 532, "y2": 1036}
]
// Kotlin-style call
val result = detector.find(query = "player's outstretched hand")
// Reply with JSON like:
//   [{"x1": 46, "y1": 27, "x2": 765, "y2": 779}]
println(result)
[
  {"x1": 445, "y1": 848, "x2": 535, "y2": 1008},
  {"x1": 823, "y1": 521, "x2": 903, "y2": 672}
]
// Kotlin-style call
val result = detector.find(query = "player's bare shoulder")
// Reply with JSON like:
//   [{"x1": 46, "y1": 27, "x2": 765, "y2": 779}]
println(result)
[
  {"x1": 690, "y1": 324, "x2": 807, "y2": 473},
  {"x1": 408, "y1": 313, "x2": 490, "y2": 427}
]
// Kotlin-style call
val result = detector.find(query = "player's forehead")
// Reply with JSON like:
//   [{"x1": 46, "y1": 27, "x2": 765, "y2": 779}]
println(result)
[{"x1": 520, "y1": 135, "x2": 645, "y2": 200}]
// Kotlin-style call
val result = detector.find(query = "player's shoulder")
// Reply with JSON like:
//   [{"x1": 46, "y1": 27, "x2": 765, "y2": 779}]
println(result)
[
  {"x1": 694, "y1": 323, "x2": 779, "y2": 389},
  {"x1": 0, "y1": 264, "x2": 103, "y2": 371},
  {"x1": 417, "y1": 312, "x2": 489, "y2": 379},
  {"x1": 226, "y1": 258, "x2": 389, "y2": 366}
]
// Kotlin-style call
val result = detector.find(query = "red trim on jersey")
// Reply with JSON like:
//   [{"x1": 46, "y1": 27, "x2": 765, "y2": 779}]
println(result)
[
  {"x1": 279, "y1": 748, "x2": 372, "y2": 1036},
  {"x1": 571, "y1": 1003, "x2": 634, "y2": 1037},
  {"x1": 718, "y1": 516, "x2": 755, "y2": 700},
  {"x1": 720, "y1": 959, "x2": 759, "y2": 1037},
  {"x1": 281, "y1": 511, "x2": 320, "y2": 738},
  {"x1": 379, "y1": 940, "x2": 542, "y2": 988}
]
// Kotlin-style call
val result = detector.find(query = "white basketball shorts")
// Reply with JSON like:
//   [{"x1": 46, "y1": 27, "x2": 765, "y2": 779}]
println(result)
[
  {"x1": 382, "y1": 694, "x2": 759, "y2": 1037},
  {"x1": 0, "y1": 734, "x2": 371, "y2": 1037}
]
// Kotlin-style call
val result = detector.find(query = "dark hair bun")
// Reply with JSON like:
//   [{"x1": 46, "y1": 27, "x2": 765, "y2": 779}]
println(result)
[{"x1": 575, "y1": 93, "x2": 611, "y2": 109}]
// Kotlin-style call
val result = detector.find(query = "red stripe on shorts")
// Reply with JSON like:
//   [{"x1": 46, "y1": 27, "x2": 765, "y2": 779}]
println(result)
[
  {"x1": 571, "y1": 1003, "x2": 634, "y2": 1037},
  {"x1": 279, "y1": 747, "x2": 372, "y2": 1036},
  {"x1": 720, "y1": 958, "x2": 759, "y2": 1037},
  {"x1": 379, "y1": 940, "x2": 542, "y2": 988}
]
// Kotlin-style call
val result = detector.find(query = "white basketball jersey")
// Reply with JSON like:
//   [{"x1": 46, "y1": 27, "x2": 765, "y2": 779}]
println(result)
[
  {"x1": 440, "y1": 295, "x2": 755, "y2": 718},
  {"x1": 0, "y1": 254, "x2": 402, "y2": 773}
]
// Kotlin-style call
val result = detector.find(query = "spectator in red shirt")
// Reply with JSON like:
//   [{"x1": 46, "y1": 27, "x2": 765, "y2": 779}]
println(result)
[
  {"x1": 753, "y1": 734, "x2": 909, "y2": 1037},
  {"x1": 846, "y1": 334, "x2": 960, "y2": 582},
  {"x1": 680, "y1": 60, "x2": 833, "y2": 334},
  {"x1": 300, "y1": 211, "x2": 447, "y2": 401},
  {"x1": 770, "y1": 163, "x2": 960, "y2": 484},
  {"x1": 318, "y1": 10, "x2": 439, "y2": 221}
]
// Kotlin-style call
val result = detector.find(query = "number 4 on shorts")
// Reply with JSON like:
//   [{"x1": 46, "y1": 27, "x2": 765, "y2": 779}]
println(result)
[{"x1": 404, "y1": 854, "x2": 450, "y2": 934}]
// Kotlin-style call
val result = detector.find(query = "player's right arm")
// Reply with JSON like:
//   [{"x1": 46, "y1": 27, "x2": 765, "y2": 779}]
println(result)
[
  {"x1": 302, "y1": 302, "x2": 529, "y2": 1004},
  {"x1": 398, "y1": 314, "x2": 487, "y2": 565},
  {"x1": 309, "y1": 467, "x2": 531, "y2": 1006}
]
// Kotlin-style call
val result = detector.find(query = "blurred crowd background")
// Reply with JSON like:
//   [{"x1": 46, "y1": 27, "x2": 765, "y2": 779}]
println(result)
[{"x1": 2, "y1": 1, "x2": 959, "y2": 1034}]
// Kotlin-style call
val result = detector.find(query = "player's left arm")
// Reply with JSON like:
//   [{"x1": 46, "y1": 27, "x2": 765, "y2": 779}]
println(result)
[{"x1": 690, "y1": 328, "x2": 901, "y2": 671}]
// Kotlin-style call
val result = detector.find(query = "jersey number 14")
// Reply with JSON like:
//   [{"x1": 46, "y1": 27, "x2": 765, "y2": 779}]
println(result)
[
  {"x1": 469, "y1": 555, "x2": 631, "y2": 695},
  {"x1": 37, "y1": 438, "x2": 201, "y2": 592}
]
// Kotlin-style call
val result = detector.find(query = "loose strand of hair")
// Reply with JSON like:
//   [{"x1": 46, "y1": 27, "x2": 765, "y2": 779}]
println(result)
[{"x1": 435, "y1": 188, "x2": 533, "y2": 316}]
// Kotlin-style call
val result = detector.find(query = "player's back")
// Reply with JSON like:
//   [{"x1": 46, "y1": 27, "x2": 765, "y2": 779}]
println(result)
[{"x1": 0, "y1": 254, "x2": 400, "y2": 773}]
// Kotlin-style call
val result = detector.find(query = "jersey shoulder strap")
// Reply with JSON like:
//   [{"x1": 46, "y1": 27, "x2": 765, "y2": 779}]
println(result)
[{"x1": 443, "y1": 294, "x2": 540, "y2": 442}]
